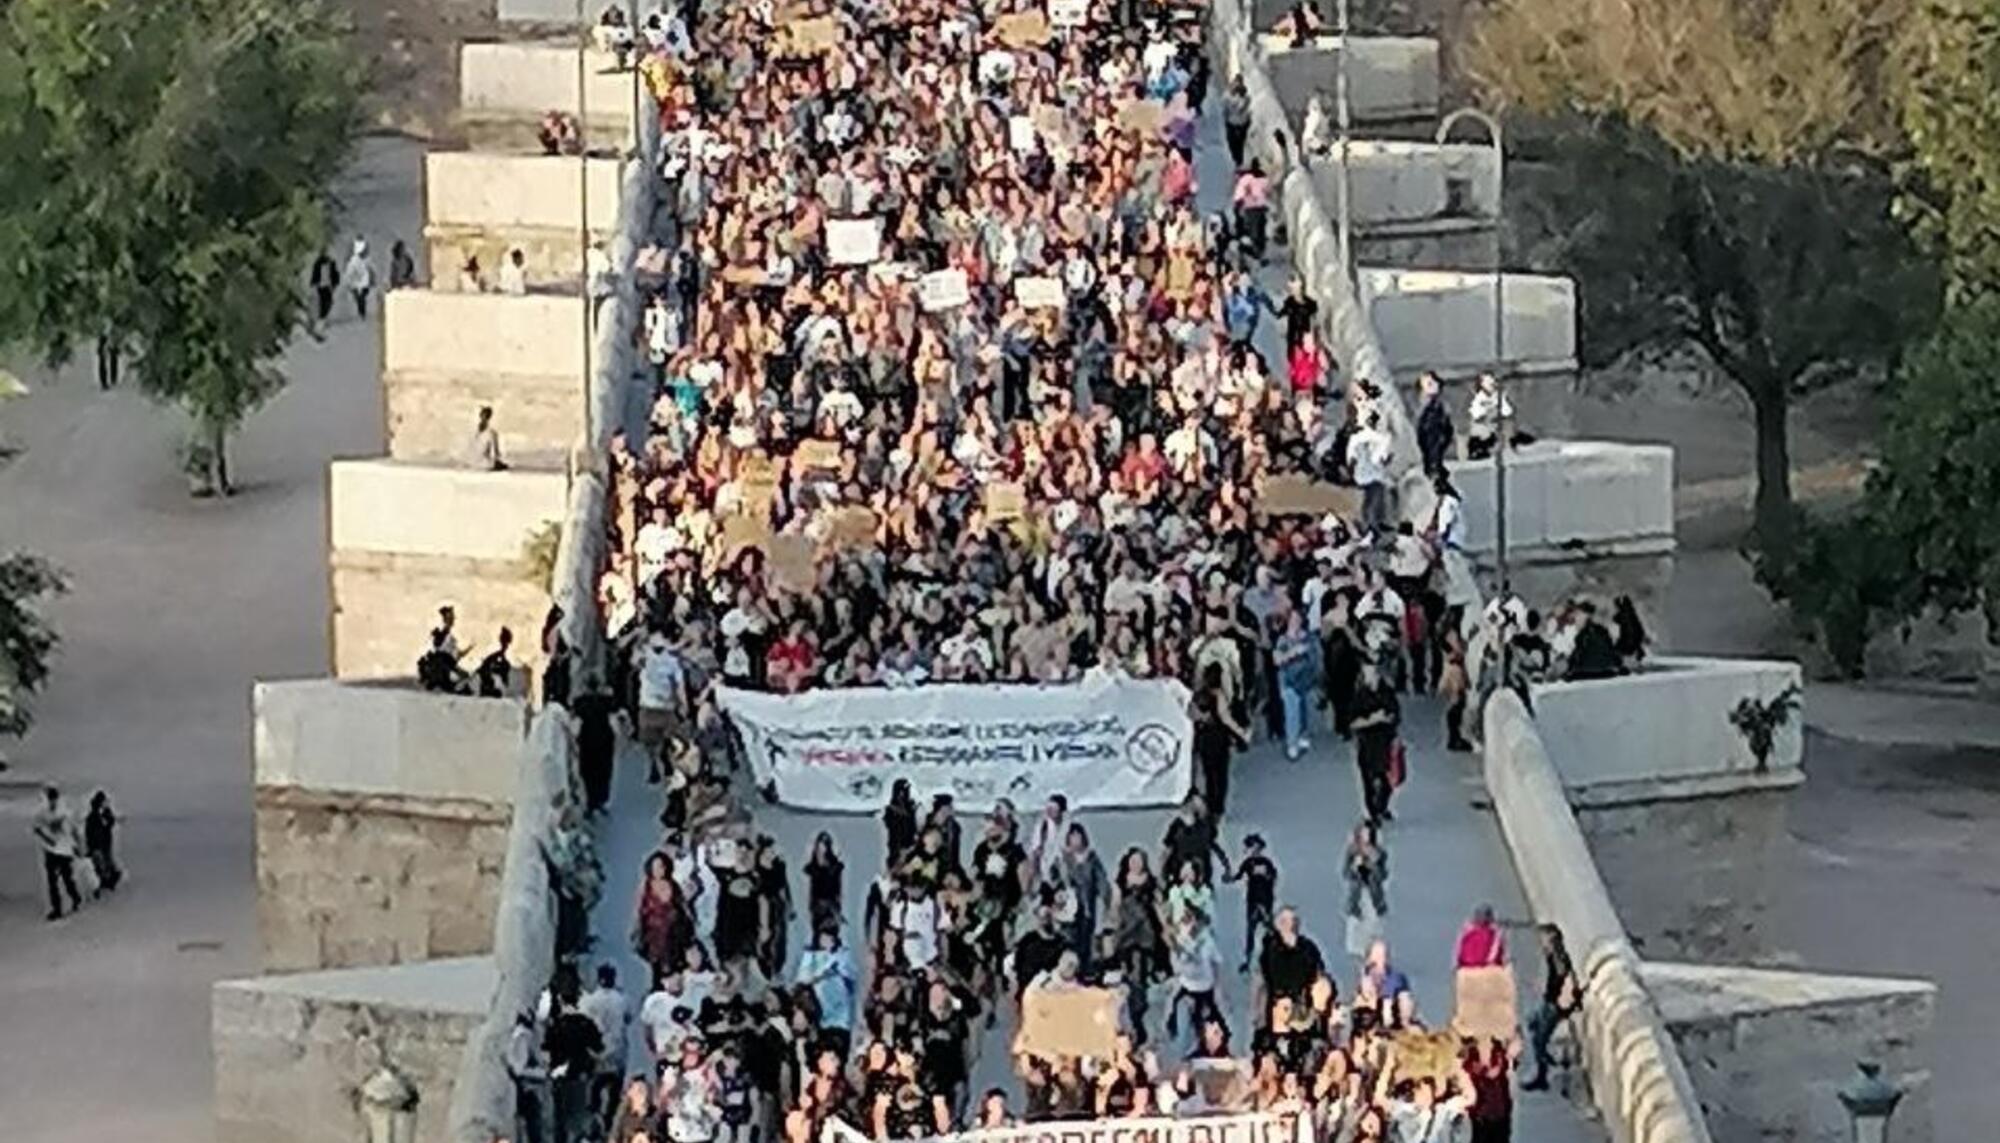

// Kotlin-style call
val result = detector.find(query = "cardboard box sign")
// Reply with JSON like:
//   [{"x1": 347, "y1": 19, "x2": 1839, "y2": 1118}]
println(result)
[
  {"x1": 1188, "y1": 1059, "x2": 1251, "y2": 1109},
  {"x1": 1016, "y1": 985, "x2": 1120, "y2": 1060},
  {"x1": 717, "y1": 513, "x2": 772, "y2": 563},
  {"x1": 1049, "y1": 0, "x2": 1089, "y2": 27},
  {"x1": 1008, "y1": 114, "x2": 1038, "y2": 152},
  {"x1": 1452, "y1": 964, "x2": 1519, "y2": 1043},
  {"x1": 1261, "y1": 473, "x2": 1361, "y2": 518},
  {"x1": 721, "y1": 264, "x2": 769, "y2": 287},
  {"x1": 795, "y1": 439, "x2": 843, "y2": 471},
  {"x1": 995, "y1": 11, "x2": 1051, "y2": 47},
  {"x1": 824, "y1": 505, "x2": 879, "y2": 550},
  {"x1": 918, "y1": 268, "x2": 971, "y2": 312},
  {"x1": 776, "y1": 15, "x2": 839, "y2": 55},
  {"x1": 1118, "y1": 98, "x2": 1167, "y2": 135},
  {"x1": 825, "y1": 217, "x2": 882, "y2": 266},
  {"x1": 1014, "y1": 276, "x2": 1065, "y2": 309},
  {"x1": 1389, "y1": 1030, "x2": 1464, "y2": 1085},
  {"x1": 768, "y1": 533, "x2": 818, "y2": 594},
  {"x1": 738, "y1": 452, "x2": 779, "y2": 516},
  {"x1": 984, "y1": 480, "x2": 1026, "y2": 522}
]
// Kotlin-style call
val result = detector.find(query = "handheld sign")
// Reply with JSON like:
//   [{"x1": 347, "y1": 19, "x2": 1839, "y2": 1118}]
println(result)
[
  {"x1": 825, "y1": 217, "x2": 882, "y2": 266},
  {"x1": 919, "y1": 268, "x2": 971, "y2": 312},
  {"x1": 1014, "y1": 276, "x2": 1065, "y2": 309}
]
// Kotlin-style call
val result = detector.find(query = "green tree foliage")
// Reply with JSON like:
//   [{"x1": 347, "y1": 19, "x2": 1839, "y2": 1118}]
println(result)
[
  {"x1": 0, "y1": 0, "x2": 360, "y2": 492},
  {"x1": 1465, "y1": 0, "x2": 1942, "y2": 554},
  {"x1": 1758, "y1": 295, "x2": 2000, "y2": 673},
  {"x1": 0, "y1": 554, "x2": 67, "y2": 739},
  {"x1": 1892, "y1": 0, "x2": 2000, "y2": 298}
]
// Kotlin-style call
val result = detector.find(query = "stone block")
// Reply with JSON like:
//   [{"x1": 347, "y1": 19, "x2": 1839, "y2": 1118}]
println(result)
[
  {"x1": 1258, "y1": 35, "x2": 1440, "y2": 126},
  {"x1": 255, "y1": 788, "x2": 512, "y2": 972},
  {"x1": 1307, "y1": 141, "x2": 1500, "y2": 228},
  {"x1": 383, "y1": 289, "x2": 587, "y2": 381},
  {"x1": 382, "y1": 367, "x2": 587, "y2": 467},
  {"x1": 425, "y1": 151, "x2": 623, "y2": 233},
  {"x1": 253, "y1": 678, "x2": 528, "y2": 805},
  {"x1": 1356, "y1": 267, "x2": 1577, "y2": 373},
  {"x1": 1531, "y1": 657, "x2": 1806, "y2": 787},
  {"x1": 457, "y1": 42, "x2": 639, "y2": 145},
  {"x1": 213, "y1": 958, "x2": 493, "y2": 1143},
  {"x1": 1646, "y1": 961, "x2": 1936, "y2": 1143}
]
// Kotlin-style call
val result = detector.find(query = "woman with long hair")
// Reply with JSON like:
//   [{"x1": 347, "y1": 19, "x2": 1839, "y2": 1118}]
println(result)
[
  {"x1": 632, "y1": 850, "x2": 696, "y2": 977},
  {"x1": 804, "y1": 830, "x2": 845, "y2": 936}
]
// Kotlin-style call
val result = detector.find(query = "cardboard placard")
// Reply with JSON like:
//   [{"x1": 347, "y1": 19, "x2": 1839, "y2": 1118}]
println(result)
[
  {"x1": 1188, "y1": 1059, "x2": 1251, "y2": 1110},
  {"x1": 1016, "y1": 985, "x2": 1120, "y2": 1060},
  {"x1": 984, "y1": 481, "x2": 1026, "y2": 523},
  {"x1": 776, "y1": 15, "x2": 839, "y2": 55},
  {"x1": 717, "y1": 513, "x2": 772, "y2": 563},
  {"x1": 918, "y1": 268, "x2": 970, "y2": 312},
  {"x1": 738, "y1": 452, "x2": 779, "y2": 516},
  {"x1": 1008, "y1": 114, "x2": 1038, "y2": 152},
  {"x1": 1389, "y1": 1030, "x2": 1464, "y2": 1085},
  {"x1": 1014, "y1": 276, "x2": 1065, "y2": 309},
  {"x1": 1049, "y1": 0, "x2": 1089, "y2": 28},
  {"x1": 796, "y1": 438, "x2": 843, "y2": 472},
  {"x1": 1164, "y1": 252, "x2": 1197, "y2": 300},
  {"x1": 1262, "y1": 473, "x2": 1362, "y2": 518},
  {"x1": 1452, "y1": 964, "x2": 1520, "y2": 1042},
  {"x1": 995, "y1": 11, "x2": 1051, "y2": 47},
  {"x1": 824, "y1": 506, "x2": 879, "y2": 550},
  {"x1": 1118, "y1": 99, "x2": 1167, "y2": 135},
  {"x1": 825, "y1": 217, "x2": 882, "y2": 266},
  {"x1": 769, "y1": 533, "x2": 818, "y2": 594},
  {"x1": 721, "y1": 264, "x2": 769, "y2": 287}
]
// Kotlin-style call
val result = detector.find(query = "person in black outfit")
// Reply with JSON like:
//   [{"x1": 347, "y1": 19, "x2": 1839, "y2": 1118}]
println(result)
[
  {"x1": 1524, "y1": 924, "x2": 1579, "y2": 1090},
  {"x1": 918, "y1": 979, "x2": 972, "y2": 1122},
  {"x1": 476, "y1": 626, "x2": 516, "y2": 697},
  {"x1": 84, "y1": 790, "x2": 122, "y2": 896},
  {"x1": 882, "y1": 779, "x2": 919, "y2": 868},
  {"x1": 1192, "y1": 673, "x2": 1248, "y2": 816},
  {"x1": 1255, "y1": 906, "x2": 1325, "y2": 1026},
  {"x1": 804, "y1": 830, "x2": 845, "y2": 935},
  {"x1": 1224, "y1": 833, "x2": 1278, "y2": 973},
  {"x1": 309, "y1": 249, "x2": 339, "y2": 325},
  {"x1": 1010, "y1": 906, "x2": 1067, "y2": 999},
  {"x1": 570, "y1": 675, "x2": 618, "y2": 814},
  {"x1": 1160, "y1": 796, "x2": 1228, "y2": 884},
  {"x1": 1565, "y1": 602, "x2": 1623, "y2": 681},
  {"x1": 714, "y1": 861, "x2": 762, "y2": 965},
  {"x1": 1415, "y1": 373, "x2": 1455, "y2": 476},
  {"x1": 1274, "y1": 277, "x2": 1319, "y2": 353},
  {"x1": 543, "y1": 983, "x2": 604, "y2": 1143},
  {"x1": 1350, "y1": 660, "x2": 1401, "y2": 824}
]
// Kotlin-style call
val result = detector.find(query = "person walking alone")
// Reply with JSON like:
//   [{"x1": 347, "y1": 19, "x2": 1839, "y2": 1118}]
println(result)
[
  {"x1": 84, "y1": 790, "x2": 122, "y2": 896},
  {"x1": 1350, "y1": 659, "x2": 1401, "y2": 825},
  {"x1": 32, "y1": 785, "x2": 84, "y2": 920},
  {"x1": 343, "y1": 237, "x2": 376, "y2": 319}
]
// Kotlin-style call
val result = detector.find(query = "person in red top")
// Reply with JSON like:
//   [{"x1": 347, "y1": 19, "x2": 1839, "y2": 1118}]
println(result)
[
  {"x1": 766, "y1": 618, "x2": 818, "y2": 693},
  {"x1": 1454, "y1": 903, "x2": 1508, "y2": 968},
  {"x1": 1287, "y1": 329, "x2": 1328, "y2": 396},
  {"x1": 1119, "y1": 433, "x2": 1167, "y2": 491}
]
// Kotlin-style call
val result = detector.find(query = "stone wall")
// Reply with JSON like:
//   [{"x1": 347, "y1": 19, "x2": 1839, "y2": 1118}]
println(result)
[
  {"x1": 1491, "y1": 546, "x2": 1675, "y2": 648},
  {"x1": 427, "y1": 152, "x2": 624, "y2": 232},
  {"x1": 256, "y1": 787, "x2": 510, "y2": 972},
  {"x1": 425, "y1": 225, "x2": 598, "y2": 294},
  {"x1": 383, "y1": 368, "x2": 589, "y2": 465},
  {"x1": 1574, "y1": 778, "x2": 1795, "y2": 962},
  {"x1": 1356, "y1": 267, "x2": 1577, "y2": 373},
  {"x1": 331, "y1": 548, "x2": 552, "y2": 681},
  {"x1": 1530, "y1": 657, "x2": 1805, "y2": 787},
  {"x1": 1452, "y1": 439, "x2": 1676, "y2": 555},
  {"x1": 332, "y1": 460, "x2": 570, "y2": 564},
  {"x1": 1255, "y1": 33, "x2": 1441, "y2": 127},
  {"x1": 1308, "y1": 141, "x2": 1500, "y2": 229},
  {"x1": 214, "y1": 957, "x2": 493, "y2": 1143},
  {"x1": 458, "y1": 42, "x2": 639, "y2": 146},
  {"x1": 1646, "y1": 962, "x2": 1936, "y2": 1143},
  {"x1": 254, "y1": 679, "x2": 529, "y2": 803},
  {"x1": 1479, "y1": 691, "x2": 1714, "y2": 1143}
]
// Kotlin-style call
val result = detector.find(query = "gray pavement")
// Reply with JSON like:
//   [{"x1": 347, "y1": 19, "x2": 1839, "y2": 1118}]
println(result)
[{"x1": 0, "y1": 137, "x2": 421, "y2": 1143}]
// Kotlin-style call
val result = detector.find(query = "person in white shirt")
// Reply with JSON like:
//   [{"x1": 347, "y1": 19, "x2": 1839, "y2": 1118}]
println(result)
[
  {"x1": 891, "y1": 880, "x2": 942, "y2": 970},
  {"x1": 1166, "y1": 908, "x2": 1223, "y2": 1044},
  {"x1": 1467, "y1": 372, "x2": 1514, "y2": 460},
  {"x1": 1345, "y1": 412, "x2": 1393, "y2": 537},
  {"x1": 580, "y1": 963, "x2": 633, "y2": 1106},
  {"x1": 937, "y1": 620, "x2": 994, "y2": 679},
  {"x1": 636, "y1": 631, "x2": 686, "y2": 762},
  {"x1": 1028, "y1": 794, "x2": 1070, "y2": 890},
  {"x1": 498, "y1": 248, "x2": 528, "y2": 296},
  {"x1": 639, "y1": 971, "x2": 692, "y2": 1063}
]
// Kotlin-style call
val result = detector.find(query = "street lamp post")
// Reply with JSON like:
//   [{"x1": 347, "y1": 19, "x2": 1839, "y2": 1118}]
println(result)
[
  {"x1": 1436, "y1": 107, "x2": 1507, "y2": 675},
  {"x1": 575, "y1": 0, "x2": 596, "y2": 464},
  {"x1": 1334, "y1": 0, "x2": 1353, "y2": 280}
]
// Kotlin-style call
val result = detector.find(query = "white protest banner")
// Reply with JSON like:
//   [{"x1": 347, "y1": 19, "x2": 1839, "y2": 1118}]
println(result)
[
  {"x1": 1049, "y1": 0, "x2": 1089, "y2": 27},
  {"x1": 825, "y1": 217, "x2": 882, "y2": 266},
  {"x1": 1014, "y1": 275, "x2": 1065, "y2": 309},
  {"x1": 821, "y1": 1112, "x2": 1294, "y2": 1143},
  {"x1": 719, "y1": 676, "x2": 1193, "y2": 811},
  {"x1": 918, "y1": 268, "x2": 971, "y2": 312}
]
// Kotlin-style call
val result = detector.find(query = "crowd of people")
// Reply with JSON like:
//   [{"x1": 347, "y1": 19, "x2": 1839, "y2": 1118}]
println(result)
[{"x1": 492, "y1": 1, "x2": 1614, "y2": 1143}]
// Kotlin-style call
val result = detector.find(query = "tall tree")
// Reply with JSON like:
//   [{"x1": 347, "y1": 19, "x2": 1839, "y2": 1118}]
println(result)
[
  {"x1": 1466, "y1": 0, "x2": 1941, "y2": 553},
  {"x1": 0, "y1": 0, "x2": 360, "y2": 492},
  {"x1": 0, "y1": 554, "x2": 67, "y2": 743},
  {"x1": 1891, "y1": 0, "x2": 2000, "y2": 299}
]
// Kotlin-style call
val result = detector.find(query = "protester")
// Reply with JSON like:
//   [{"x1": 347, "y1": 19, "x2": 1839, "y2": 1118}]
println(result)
[
  {"x1": 31, "y1": 785, "x2": 84, "y2": 920},
  {"x1": 310, "y1": 249, "x2": 339, "y2": 326},
  {"x1": 468, "y1": 405, "x2": 507, "y2": 471},
  {"x1": 343, "y1": 237, "x2": 375, "y2": 319},
  {"x1": 84, "y1": 789, "x2": 122, "y2": 897}
]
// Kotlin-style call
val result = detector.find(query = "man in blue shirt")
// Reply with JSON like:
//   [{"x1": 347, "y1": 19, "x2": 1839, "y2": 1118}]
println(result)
[
  {"x1": 1223, "y1": 271, "x2": 1268, "y2": 350},
  {"x1": 794, "y1": 926, "x2": 858, "y2": 1059}
]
